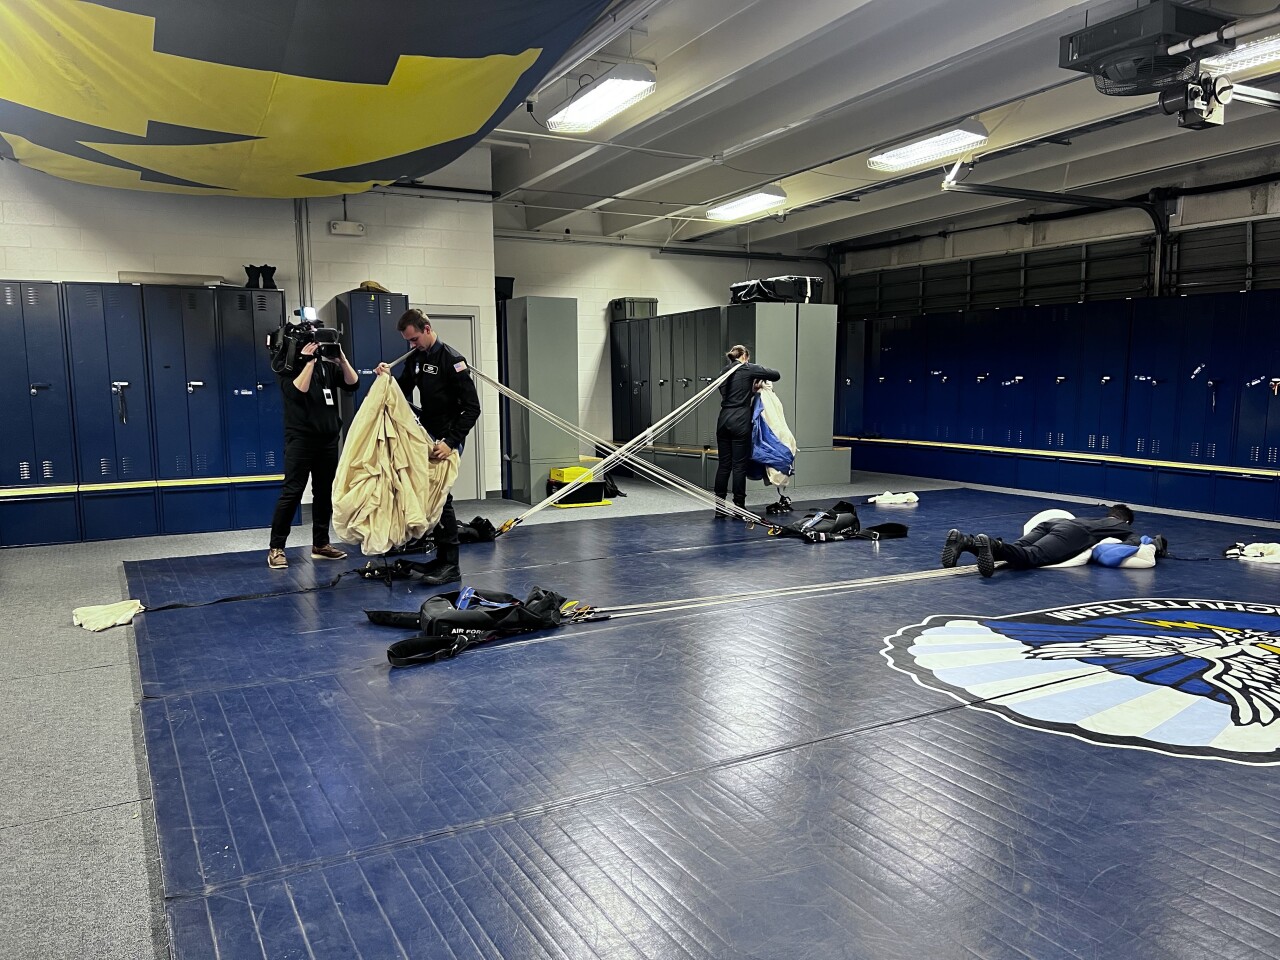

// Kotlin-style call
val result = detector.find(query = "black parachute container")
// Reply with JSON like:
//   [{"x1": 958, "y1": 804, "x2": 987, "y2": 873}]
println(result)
[{"x1": 776, "y1": 501, "x2": 908, "y2": 543}]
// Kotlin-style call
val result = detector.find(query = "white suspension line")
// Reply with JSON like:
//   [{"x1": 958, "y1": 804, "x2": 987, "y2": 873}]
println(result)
[
  {"x1": 493, "y1": 365, "x2": 741, "y2": 534},
  {"x1": 469, "y1": 367, "x2": 764, "y2": 524}
]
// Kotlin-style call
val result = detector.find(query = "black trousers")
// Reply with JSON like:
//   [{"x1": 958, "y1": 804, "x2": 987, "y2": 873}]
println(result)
[
  {"x1": 713, "y1": 411, "x2": 752, "y2": 504},
  {"x1": 270, "y1": 433, "x2": 339, "y2": 549},
  {"x1": 436, "y1": 494, "x2": 459, "y2": 564},
  {"x1": 991, "y1": 520, "x2": 1094, "y2": 569}
]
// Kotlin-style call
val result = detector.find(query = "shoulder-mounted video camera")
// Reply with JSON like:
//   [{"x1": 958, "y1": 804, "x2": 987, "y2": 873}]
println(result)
[{"x1": 268, "y1": 306, "x2": 341, "y2": 374}]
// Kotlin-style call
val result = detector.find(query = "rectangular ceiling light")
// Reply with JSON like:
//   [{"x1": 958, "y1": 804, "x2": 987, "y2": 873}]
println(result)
[
  {"x1": 868, "y1": 120, "x2": 989, "y2": 172},
  {"x1": 546, "y1": 62, "x2": 656, "y2": 133},
  {"x1": 1202, "y1": 33, "x2": 1280, "y2": 74},
  {"x1": 706, "y1": 184, "x2": 787, "y2": 221}
]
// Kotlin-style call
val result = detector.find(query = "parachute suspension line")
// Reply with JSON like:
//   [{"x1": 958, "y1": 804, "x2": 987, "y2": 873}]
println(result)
[
  {"x1": 385, "y1": 346, "x2": 419, "y2": 369},
  {"x1": 469, "y1": 368, "x2": 764, "y2": 525},
  {"x1": 591, "y1": 564, "x2": 980, "y2": 618},
  {"x1": 482, "y1": 365, "x2": 748, "y2": 533}
]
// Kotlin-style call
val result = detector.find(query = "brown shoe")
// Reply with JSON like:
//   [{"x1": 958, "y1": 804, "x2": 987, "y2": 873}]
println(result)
[
  {"x1": 311, "y1": 544, "x2": 347, "y2": 560},
  {"x1": 267, "y1": 548, "x2": 288, "y2": 569}
]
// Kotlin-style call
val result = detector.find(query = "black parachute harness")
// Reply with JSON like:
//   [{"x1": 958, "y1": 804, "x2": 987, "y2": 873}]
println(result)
[{"x1": 769, "y1": 500, "x2": 909, "y2": 543}]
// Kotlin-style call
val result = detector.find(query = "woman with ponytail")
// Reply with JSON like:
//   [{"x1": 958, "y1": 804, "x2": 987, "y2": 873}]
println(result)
[{"x1": 713, "y1": 344, "x2": 781, "y2": 517}]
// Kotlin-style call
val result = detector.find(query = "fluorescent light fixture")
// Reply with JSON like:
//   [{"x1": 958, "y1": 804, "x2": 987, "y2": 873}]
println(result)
[
  {"x1": 546, "y1": 62, "x2": 656, "y2": 133},
  {"x1": 706, "y1": 184, "x2": 787, "y2": 221},
  {"x1": 1202, "y1": 33, "x2": 1280, "y2": 74},
  {"x1": 868, "y1": 120, "x2": 989, "y2": 172}
]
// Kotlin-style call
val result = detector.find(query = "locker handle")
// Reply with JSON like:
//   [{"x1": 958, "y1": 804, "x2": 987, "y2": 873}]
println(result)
[
  {"x1": 111, "y1": 380, "x2": 130, "y2": 393},
  {"x1": 29, "y1": 381, "x2": 51, "y2": 396},
  {"x1": 657, "y1": 379, "x2": 668, "y2": 386},
  {"x1": 256, "y1": 382, "x2": 266, "y2": 392},
  {"x1": 112, "y1": 382, "x2": 130, "y2": 425},
  {"x1": 186, "y1": 380, "x2": 205, "y2": 394},
  {"x1": 700, "y1": 377, "x2": 713, "y2": 382}
]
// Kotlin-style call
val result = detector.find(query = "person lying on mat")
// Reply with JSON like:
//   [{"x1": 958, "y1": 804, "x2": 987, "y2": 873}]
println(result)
[{"x1": 940, "y1": 503, "x2": 1163, "y2": 577}]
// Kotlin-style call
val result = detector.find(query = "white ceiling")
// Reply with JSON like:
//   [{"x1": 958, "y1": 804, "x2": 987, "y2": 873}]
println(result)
[{"x1": 473, "y1": 0, "x2": 1280, "y2": 258}]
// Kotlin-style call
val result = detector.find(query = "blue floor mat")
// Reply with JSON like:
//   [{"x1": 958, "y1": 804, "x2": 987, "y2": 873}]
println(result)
[{"x1": 131, "y1": 488, "x2": 1280, "y2": 959}]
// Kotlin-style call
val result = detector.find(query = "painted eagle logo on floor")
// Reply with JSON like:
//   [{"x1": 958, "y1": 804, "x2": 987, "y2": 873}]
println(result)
[
  {"x1": 0, "y1": 0, "x2": 610, "y2": 197},
  {"x1": 883, "y1": 600, "x2": 1280, "y2": 765}
]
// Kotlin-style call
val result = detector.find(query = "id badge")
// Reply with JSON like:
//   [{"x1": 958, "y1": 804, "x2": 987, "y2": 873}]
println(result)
[{"x1": 322, "y1": 387, "x2": 335, "y2": 406}]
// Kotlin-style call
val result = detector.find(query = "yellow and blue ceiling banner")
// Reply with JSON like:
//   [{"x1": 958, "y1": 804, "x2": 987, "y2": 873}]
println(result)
[{"x1": 0, "y1": 0, "x2": 610, "y2": 198}]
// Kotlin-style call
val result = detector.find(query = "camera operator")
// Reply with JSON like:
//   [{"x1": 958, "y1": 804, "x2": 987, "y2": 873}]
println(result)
[{"x1": 267, "y1": 333, "x2": 359, "y2": 569}]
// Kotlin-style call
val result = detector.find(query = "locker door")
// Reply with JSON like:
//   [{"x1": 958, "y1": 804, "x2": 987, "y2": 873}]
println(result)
[
  {"x1": 650, "y1": 315, "x2": 673, "y2": 443},
  {"x1": 219, "y1": 289, "x2": 265, "y2": 475},
  {"x1": 991, "y1": 308, "x2": 1035, "y2": 448},
  {"x1": 835, "y1": 319, "x2": 865, "y2": 437},
  {"x1": 610, "y1": 320, "x2": 631, "y2": 441},
  {"x1": 251, "y1": 291, "x2": 285, "y2": 473},
  {"x1": 1232, "y1": 291, "x2": 1280, "y2": 468},
  {"x1": 672, "y1": 313, "x2": 698, "y2": 447},
  {"x1": 922, "y1": 314, "x2": 961, "y2": 442},
  {"x1": 628, "y1": 318, "x2": 651, "y2": 435},
  {"x1": 694, "y1": 308, "x2": 724, "y2": 447},
  {"x1": 1170, "y1": 293, "x2": 1242, "y2": 465},
  {"x1": 1126, "y1": 299, "x2": 1183, "y2": 460},
  {"x1": 0, "y1": 281, "x2": 38, "y2": 485},
  {"x1": 1074, "y1": 300, "x2": 1130, "y2": 457},
  {"x1": 19, "y1": 282, "x2": 76, "y2": 484},
  {"x1": 957, "y1": 310, "x2": 996, "y2": 444},
  {"x1": 145, "y1": 287, "x2": 194, "y2": 478},
  {"x1": 338, "y1": 291, "x2": 408, "y2": 413},
  {"x1": 65, "y1": 283, "x2": 152, "y2": 482},
  {"x1": 180, "y1": 288, "x2": 225, "y2": 477}
]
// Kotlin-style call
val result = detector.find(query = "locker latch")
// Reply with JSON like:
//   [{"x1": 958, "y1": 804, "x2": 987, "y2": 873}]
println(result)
[
  {"x1": 112, "y1": 381, "x2": 130, "y2": 425},
  {"x1": 1271, "y1": 378, "x2": 1280, "y2": 397},
  {"x1": 28, "y1": 381, "x2": 50, "y2": 397},
  {"x1": 187, "y1": 380, "x2": 205, "y2": 394}
]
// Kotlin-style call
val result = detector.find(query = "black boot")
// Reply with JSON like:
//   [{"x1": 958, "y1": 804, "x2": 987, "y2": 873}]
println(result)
[
  {"x1": 244, "y1": 265, "x2": 261, "y2": 288},
  {"x1": 259, "y1": 264, "x2": 278, "y2": 290},
  {"x1": 713, "y1": 493, "x2": 730, "y2": 518},
  {"x1": 941, "y1": 529, "x2": 974, "y2": 568},
  {"x1": 417, "y1": 546, "x2": 460, "y2": 586},
  {"x1": 973, "y1": 534, "x2": 996, "y2": 578}
]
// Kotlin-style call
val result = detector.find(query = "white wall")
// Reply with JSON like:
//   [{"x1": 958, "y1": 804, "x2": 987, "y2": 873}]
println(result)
[
  {"x1": 493, "y1": 238, "x2": 826, "y2": 443},
  {"x1": 0, "y1": 152, "x2": 503, "y2": 492}
]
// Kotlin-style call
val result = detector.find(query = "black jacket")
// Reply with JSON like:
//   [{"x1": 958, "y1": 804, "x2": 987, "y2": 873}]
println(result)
[
  {"x1": 1074, "y1": 515, "x2": 1139, "y2": 544},
  {"x1": 718, "y1": 361, "x2": 781, "y2": 410},
  {"x1": 279, "y1": 359, "x2": 358, "y2": 439},
  {"x1": 394, "y1": 339, "x2": 482, "y2": 450}
]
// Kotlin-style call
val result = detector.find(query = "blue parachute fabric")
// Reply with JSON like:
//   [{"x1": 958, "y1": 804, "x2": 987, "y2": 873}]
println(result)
[
  {"x1": 1092, "y1": 538, "x2": 1149, "y2": 567},
  {"x1": 748, "y1": 399, "x2": 795, "y2": 481}
]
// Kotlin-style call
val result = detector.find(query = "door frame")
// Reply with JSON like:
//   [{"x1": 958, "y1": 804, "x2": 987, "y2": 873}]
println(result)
[{"x1": 412, "y1": 301, "x2": 485, "y2": 500}]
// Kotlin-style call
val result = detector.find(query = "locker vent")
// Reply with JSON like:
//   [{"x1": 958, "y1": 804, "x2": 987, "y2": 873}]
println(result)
[
  {"x1": 1250, "y1": 445, "x2": 1261, "y2": 463},
  {"x1": 1151, "y1": 440, "x2": 1161, "y2": 455},
  {"x1": 1136, "y1": 438, "x2": 1146, "y2": 454},
  {"x1": 18, "y1": 461, "x2": 31, "y2": 481},
  {"x1": 1190, "y1": 442, "x2": 1200, "y2": 458},
  {"x1": 86, "y1": 288, "x2": 104, "y2": 307},
  {"x1": 265, "y1": 450, "x2": 277, "y2": 469},
  {"x1": 237, "y1": 294, "x2": 250, "y2": 311},
  {"x1": 1100, "y1": 435, "x2": 1111, "y2": 450},
  {"x1": 244, "y1": 452, "x2": 258, "y2": 470},
  {"x1": 382, "y1": 299, "x2": 394, "y2": 315},
  {"x1": 120, "y1": 456, "x2": 134, "y2": 477},
  {"x1": 255, "y1": 294, "x2": 269, "y2": 310},
  {"x1": 1270, "y1": 447, "x2": 1278, "y2": 465},
  {"x1": 1056, "y1": 432, "x2": 1065, "y2": 447},
  {"x1": 105, "y1": 289, "x2": 121, "y2": 308},
  {"x1": 174, "y1": 455, "x2": 190, "y2": 473},
  {"x1": 98, "y1": 458, "x2": 112, "y2": 477},
  {"x1": 195, "y1": 453, "x2": 209, "y2": 473},
  {"x1": 41, "y1": 460, "x2": 54, "y2": 479},
  {"x1": 1088, "y1": 434, "x2": 1097, "y2": 449},
  {"x1": 25, "y1": 286, "x2": 43, "y2": 306},
  {"x1": 2, "y1": 287, "x2": 15, "y2": 306},
  {"x1": 185, "y1": 292, "x2": 199, "y2": 309},
  {"x1": 1207, "y1": 443, "x2": 1216, "y2": 459}
]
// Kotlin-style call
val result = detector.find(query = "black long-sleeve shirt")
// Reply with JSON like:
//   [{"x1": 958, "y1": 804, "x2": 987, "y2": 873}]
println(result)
[
  {"x1": 719, "y1": 361, "x2": 781, "y2": 409},
  {"x1": 279, "y1": 359, "x2": 358, "y2": 439},
  {"x1": 394, "y1": 339, "x2": 481, "y2": 450}
]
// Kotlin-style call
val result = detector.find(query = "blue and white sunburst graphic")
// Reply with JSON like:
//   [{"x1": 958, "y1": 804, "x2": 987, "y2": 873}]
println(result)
[{"x1": 882, "y1": 598, "x2": 1280, "y2": 764}]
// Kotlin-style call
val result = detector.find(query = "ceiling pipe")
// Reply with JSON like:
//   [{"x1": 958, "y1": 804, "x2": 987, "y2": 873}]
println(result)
[
  {"x1": 1167, "y1": 9, "x2": 1280, "y2": 57},
  {"x1": 531, "y1": 0, "x2": 670, "y2": 99}
]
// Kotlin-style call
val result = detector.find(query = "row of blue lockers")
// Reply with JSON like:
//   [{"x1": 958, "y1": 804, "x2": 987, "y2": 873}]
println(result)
[
  {"x1": 847, "y1": 439, "x2": 1280, "y2": 522},
  {"x1": 853, "y1": 291, "x2": 1280, "y2": 471},
  {"x1": 1, "y1": 280, "x2": 292, "y2": 547}
]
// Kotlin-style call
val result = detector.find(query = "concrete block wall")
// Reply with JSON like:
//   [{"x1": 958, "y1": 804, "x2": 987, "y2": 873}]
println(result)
[{"x1": 0, "y1": 153, "x2": 503, "y2": 494}]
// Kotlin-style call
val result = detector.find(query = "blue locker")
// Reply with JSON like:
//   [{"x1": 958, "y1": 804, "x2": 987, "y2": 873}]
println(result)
[
  {"x1": 1171, "y1": 293, "x2": 1242, "y2": 466},
  {"x1": 0, "y1": 281, "x2": 79, "y2": 546},
  {"x1": 1073, "y1": 300, "x2": 1131, "y2": 457},
  {"x1": 1125, "y1": 299, "x2": 1183, "y2": 461},
  {"x1": 1233, "y1": 290, "x2": 1280, "y2": 472},
  {"x1": 991, "y1": 308, "x2": 1035, "y2": 448},
  {"x1": 1033, "y1": 305, "x2": 1081, "y2": 451},
  {"x1": 957, "y1": 310, "x2": 998, "y2": 444},
  {"x1": 1156, "y1": 468, "x2": 1215, "y2": 513},
  {"x1": 145, "y1": 286, "x2": 230, "y2": 533},
  {"x1": 218, "y1": 289, "x2": 291, "y2": 529},
  {"x1": 834, "y1": 320, "x2": 864, "y2": 437},
  {"x1": 1214, "y1": 473, "x2": 1278, "y2": 520},
  {"x1": 921, "y1": 313, "x2": 961, "y2": 442},
  {"x1": 1057, "y1": 457, "x2": 1104, "y2": 497},
  {"x1": 64, "y1": 282, "x2": 159, "y2": 540},
  {"x1": 1105, "y1": 463, "x2": 1156, "y2": 506},
  {"x1": 335, "y1": 289, "x2": 409, "y2": 417}
]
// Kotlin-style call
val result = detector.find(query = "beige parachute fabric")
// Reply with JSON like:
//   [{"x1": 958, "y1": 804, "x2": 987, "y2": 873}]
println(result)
[
  {"x1": 332, "y1": 376, "x2": 459, "y2": 555},
  {"x1": 755, "y1": 380, "x2": 797, "y2": 488}
]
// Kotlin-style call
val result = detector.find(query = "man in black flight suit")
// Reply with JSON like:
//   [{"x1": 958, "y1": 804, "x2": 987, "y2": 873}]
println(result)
[
  {"x1": 375, "y1": 308, "x2": 481, "y2": 585},
  {"x1": 940, "y1": 503, "x2": 1139, "y2": 578}
]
